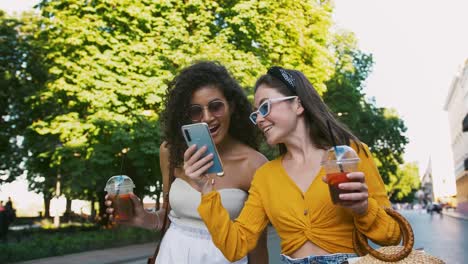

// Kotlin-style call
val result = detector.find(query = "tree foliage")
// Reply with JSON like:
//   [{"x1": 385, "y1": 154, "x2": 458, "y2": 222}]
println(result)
[
  {"x1": 323, "y1": 31, "x2": 416, "y2": 199},
  {"x1": 0, "y1": 11, "x2": 48, "y2": 183},
  {"x1": 0, "y1": 11, "x2": 22, "y2": 183},
  {"x1": 386, "y1": 162, "x2": 420, "y2": 202}
]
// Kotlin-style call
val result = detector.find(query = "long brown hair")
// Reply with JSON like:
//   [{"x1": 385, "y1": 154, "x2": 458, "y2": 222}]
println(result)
[{"x1": 254, "y1": 67, "x2": 367, "y2": 156}]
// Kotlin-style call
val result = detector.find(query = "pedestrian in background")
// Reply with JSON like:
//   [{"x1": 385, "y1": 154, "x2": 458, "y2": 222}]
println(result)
[{"x1": 5, "y1": 197, "x2": 16, "y2": 224}]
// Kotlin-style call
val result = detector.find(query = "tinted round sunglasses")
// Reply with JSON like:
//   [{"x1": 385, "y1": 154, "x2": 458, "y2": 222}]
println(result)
[
  {"x1": 249, "y1": 96, "x2": 298, "y2": 125},
  {"x1": 188, "y1": 100, "x2": 226, "y2": 122}
]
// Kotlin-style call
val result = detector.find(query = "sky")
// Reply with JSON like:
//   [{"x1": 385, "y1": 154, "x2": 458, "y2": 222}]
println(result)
[
  {"x1": 0, "y1": 0, "x2": 37, "y2": 15},
  {"x1": 1, "y1": 0, "x2": 466, "y2": 211}
]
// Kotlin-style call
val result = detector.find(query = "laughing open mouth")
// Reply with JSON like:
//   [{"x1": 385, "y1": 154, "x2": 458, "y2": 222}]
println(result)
[{"x1": 209, "y1": 124, "x2": 220, "y2": 134}]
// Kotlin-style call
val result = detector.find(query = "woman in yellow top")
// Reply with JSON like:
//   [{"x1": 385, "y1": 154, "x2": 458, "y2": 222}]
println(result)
[{"x1": 183, "y1": 66, "x2": 401, "y2": 264}]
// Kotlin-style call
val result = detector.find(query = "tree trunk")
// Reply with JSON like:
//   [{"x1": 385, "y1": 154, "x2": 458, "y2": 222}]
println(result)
[
  {"x1": 91, "y1": 197, "x2": 96, "y2": 221},
  {"x1": 156, "y1": 192, "x2": 161, "y2": 211},
  {"x1": 64, "y1": 198, "x2": 72, "y2": 222},
  {"x1": 43, "y1": 193, "x2": 51, "y2": 218}
]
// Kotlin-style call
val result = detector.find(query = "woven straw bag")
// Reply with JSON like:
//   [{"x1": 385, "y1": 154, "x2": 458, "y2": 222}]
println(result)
[{"x1": 353, "y1": 208, "x2": 445, "y2": 263}]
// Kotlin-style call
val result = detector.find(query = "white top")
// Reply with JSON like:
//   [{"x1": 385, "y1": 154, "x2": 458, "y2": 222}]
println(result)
[{"x1": 168, "y1": 178, "x2": 248, "y2": 228}]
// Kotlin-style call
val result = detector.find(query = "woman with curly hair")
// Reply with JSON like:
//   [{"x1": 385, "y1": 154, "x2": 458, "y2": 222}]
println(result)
[{"x1": 106, "y1": 61, "x2": 269, "y2": 263}]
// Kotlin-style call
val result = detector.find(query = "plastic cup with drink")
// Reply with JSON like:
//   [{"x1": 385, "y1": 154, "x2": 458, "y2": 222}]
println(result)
[
  {"x1": 321, "y1": 145, "x2": 360, "y2": 204},
  {"x1": 104, "y1": 175, "x2": 135, "y2": 222}
]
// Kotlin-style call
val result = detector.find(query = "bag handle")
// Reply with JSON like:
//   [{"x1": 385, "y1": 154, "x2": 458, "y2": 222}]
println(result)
[{"x1": 353, "y1": 207, "x2": 415, "y2": 262}]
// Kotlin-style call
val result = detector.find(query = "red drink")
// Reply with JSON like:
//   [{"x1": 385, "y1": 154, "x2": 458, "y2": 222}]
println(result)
[
  {"x1": 321, "y1": 146, "x2": 360, "y2": 205},
  {"x1": 105, "y1": 175, "x2": 135, "y2": 223},
  {"x1": 113, "y1": 193, "x2": 134, "y2": 222},
  {"x1": 327, "y1": 172, "x2": 358, "y2": 204}
]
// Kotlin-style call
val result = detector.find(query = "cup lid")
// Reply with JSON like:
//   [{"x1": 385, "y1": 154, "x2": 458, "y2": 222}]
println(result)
[
  {"x1": 104, "y1": 175, "x2": 135, "y2": 192},
  {"x1": 321, "y1": 145, "x2": 360, "y2": 165}
]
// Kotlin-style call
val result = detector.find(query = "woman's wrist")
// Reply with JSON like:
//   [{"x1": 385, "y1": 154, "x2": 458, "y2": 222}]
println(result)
[
  {"x1": 131, "y1": 210, "x2": 148, "y2": 229},
  {"x1": 200, "y1": 178, "x2": 214, "y2": 194},
  {"x1": 140, "y1": 210, "x2": 164, "y2": 230},
  {"x1": 134, "y1": 210, "x2": 161, "y2": 230},
  {"x1": 353, "y1": 204, "x2": 368, "y2": 216},
  {"x1": 155, "y1": 210, "x2": 165, "y2": 230}
]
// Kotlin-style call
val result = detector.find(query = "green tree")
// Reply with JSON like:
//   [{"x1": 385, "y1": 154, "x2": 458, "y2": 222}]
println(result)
[
  {"x1": 386, "y1": 162, "x2": 421, "y2": 203},
  {"x1": 323, "y1": 31, "x2": 410, "y2": 191},
  {"x1": 221, "y1": 0, "x2": 335, "y2": 92},
  {"x1": 0, "y1": 10, "x2": 48, "y2": 184},
  {"x1": 0, "y1": 10, "x2": 57, "y2": 216},
  {"x1": 0, "y1": 10, "x2": 21, "y2": 183}
]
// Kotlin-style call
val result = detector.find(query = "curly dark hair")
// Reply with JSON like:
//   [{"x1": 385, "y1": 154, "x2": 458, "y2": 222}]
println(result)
[{"x1": 160, "y1": 61, "x2": 260, "y2": 173}]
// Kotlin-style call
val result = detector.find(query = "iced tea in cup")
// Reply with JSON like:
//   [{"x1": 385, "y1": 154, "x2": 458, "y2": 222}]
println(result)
[
  {"x1": 105, "y1": 175, "x2": 135, "y2": 222},
  {"x1": 321, "y1": 146, "x2": 360, "y2": 204}
]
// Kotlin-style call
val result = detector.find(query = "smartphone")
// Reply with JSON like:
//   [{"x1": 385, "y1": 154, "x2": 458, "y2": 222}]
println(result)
[{"x1": 181, "y1": 123, "x2": 224, "y2": 176}]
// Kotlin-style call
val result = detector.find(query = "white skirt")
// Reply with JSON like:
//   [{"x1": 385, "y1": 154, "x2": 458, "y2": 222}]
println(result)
[{"x1": 155, "y1": 221, "x2": 248, "y2": 264}]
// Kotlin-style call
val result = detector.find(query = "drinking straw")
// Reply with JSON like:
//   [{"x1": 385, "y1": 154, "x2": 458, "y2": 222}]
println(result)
[
  {"x1": 326, "y1": 120, "x2": 344, "y2": 173},
  {"x1": 116, "y1": 154, "x2": 126, "y2": 197},
  {"x1": 115, "y1": 176, "x2": 123, "y2": 196}
]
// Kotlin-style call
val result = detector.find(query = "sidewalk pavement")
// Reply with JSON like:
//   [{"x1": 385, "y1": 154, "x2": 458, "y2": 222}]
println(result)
[
  {"x1": 442, "y1": 210, "x2": 468, "y2": 220},
  {"x1": 15, "y1": 242, "x2": 158, "y2": 264}
]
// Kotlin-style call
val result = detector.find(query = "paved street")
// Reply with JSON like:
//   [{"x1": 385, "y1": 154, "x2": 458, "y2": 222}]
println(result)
[
  {"x1": 16, "y1": 243, "x2": 158, "y2": 264},
  {"x1": 401, "y1": 210, "x2": 468, "y2": 264}
]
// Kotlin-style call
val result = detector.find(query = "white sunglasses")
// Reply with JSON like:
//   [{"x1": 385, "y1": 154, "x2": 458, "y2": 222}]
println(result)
[{"x1": 249, "y1": 96, "x2": 298, "y2": 125}]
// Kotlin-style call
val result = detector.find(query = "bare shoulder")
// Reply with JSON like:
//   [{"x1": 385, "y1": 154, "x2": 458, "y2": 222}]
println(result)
[
  {"x1": 160, "y1": 141, "x2": 169, "y2": 152},
  {"x1": 246, "y1": 147, "x2": 268, "y2": 171},
  {"x1": 235, "y1": 144, "x2": 268, "y2": 184},
  {"x1": 231, "y1": 143, "x2": 267, "y2": 168},
  {"x1": 159, "y1": 141, "x2": 169, "y2": 158}
]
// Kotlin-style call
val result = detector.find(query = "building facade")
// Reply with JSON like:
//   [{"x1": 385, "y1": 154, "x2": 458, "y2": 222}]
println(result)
[{"x1": 444, "y1": 59, "x2": 468, "y2": 213}]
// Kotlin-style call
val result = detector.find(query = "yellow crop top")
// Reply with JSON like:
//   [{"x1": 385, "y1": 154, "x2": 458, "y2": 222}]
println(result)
[{"x1": 198, "y1": 143, "x2": 401, "y2": 261}]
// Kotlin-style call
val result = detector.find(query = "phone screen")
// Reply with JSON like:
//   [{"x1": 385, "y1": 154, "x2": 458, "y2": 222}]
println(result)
[{"x1": 181, "y1": 123, "x2": 224, "y2": 175}]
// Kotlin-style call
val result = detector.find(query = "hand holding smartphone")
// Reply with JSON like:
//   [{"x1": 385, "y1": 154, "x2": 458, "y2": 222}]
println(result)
[{"x1": 181, "y1": 123, "x2": 224, "y2": 176}]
